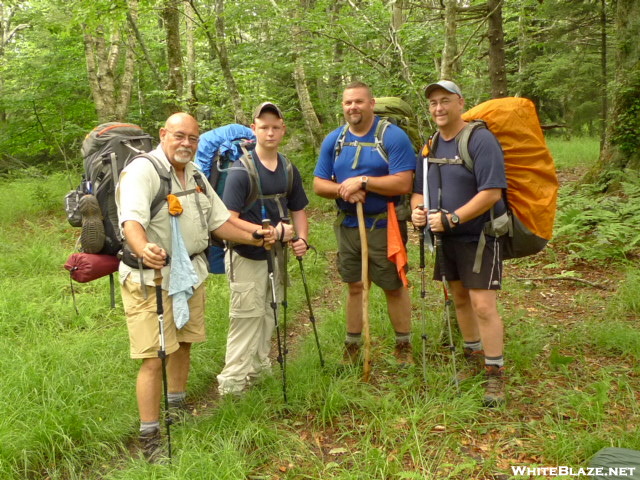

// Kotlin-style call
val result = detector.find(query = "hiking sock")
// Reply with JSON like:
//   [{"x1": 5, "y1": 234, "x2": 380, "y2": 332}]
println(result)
[
  {"x1": 167, "y1": 391, "x2": 187, "y2": 408},
  {"x1": 345, "y1": 332, "x2": 362, "y2": 345},
  {"x1": 484, "y1": 355, "x2": 504, "y2": 368},
  {"x1": 464, "y1": 340, "x2": 483, "y2": 352},
  {"x1": 395, "y1": 331, "x2": 411, "y2": 345},
  {"x1": 140, "y1": 421, "x2": 160, "y2": 435}
]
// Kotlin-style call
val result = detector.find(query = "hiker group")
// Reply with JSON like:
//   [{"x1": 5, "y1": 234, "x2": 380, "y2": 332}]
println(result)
[{"x1": 65, "y1": 79, "x2": 557, "y2": 462}]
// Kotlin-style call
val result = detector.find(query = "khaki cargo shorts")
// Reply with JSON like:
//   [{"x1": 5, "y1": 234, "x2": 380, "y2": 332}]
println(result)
[{"x1": 121, "y1": 277, "x2": 206, "y2": 359}]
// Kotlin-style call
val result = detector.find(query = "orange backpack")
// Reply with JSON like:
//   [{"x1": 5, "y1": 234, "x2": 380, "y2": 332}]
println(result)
[{"x1": 425, "y1": 97, "x2": 558, "y2": 267}]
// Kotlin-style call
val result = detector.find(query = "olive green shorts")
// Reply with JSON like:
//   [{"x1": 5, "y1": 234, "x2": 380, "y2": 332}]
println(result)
[{"x1": 336, "y1": 223, "x2": 408, "y2": 291}]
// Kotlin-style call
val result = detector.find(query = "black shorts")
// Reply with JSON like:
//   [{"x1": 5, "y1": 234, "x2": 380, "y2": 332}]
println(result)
[{"x1": 433, "y1": 236, "x2": 503, "y2": 290}]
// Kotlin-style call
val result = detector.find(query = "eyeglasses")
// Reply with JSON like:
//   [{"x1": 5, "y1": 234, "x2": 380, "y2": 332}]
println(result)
[
  {"x1": 428, "y1": 97, "x2": 459, "y2": 108},
  {"x1": 165, "y1": 129, "x2": 199, "y2": 144}
]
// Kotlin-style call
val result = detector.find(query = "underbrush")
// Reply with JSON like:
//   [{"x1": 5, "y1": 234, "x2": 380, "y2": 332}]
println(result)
[{"x1": 1, "y1": 139, "x2": 639, "y2": 479}]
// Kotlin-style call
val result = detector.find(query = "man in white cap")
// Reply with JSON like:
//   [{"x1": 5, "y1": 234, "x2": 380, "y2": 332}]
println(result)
[{"x1": 410, "y1": 80, "x2": 508, "y2": 407}]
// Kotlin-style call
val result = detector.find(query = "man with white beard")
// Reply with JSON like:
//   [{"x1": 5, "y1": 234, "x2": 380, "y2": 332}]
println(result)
[{"x1": 116, "y1": 112, "x2": 274, "y2": 462}]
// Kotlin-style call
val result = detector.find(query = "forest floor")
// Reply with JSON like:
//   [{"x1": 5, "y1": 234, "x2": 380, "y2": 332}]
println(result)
[{"x1": 162, "y1": 166, "x2": 638, "y2": 479}]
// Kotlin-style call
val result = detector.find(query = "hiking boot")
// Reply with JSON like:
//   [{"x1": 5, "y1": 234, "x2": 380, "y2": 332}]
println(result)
[
  {"x1": 482, "y1": 365, "x2": 506, "y2": 408},
  {"x1": 168, "y1": 401, "x2": 192, "y2": 424},
  {"x1": 342, "y1": 342, "x2": 361, "y2": 365},
  {"x1": 78, "y1": 194, "x2": 105, "y2": 253},
  {"x1": 455, "y1": 348, "x2": 485, "y2": 383},
  {"x1": 393, "y1": 341, "x2": 415, "y2": 367},
  {"x1": 138, "y1": 428, "x2": 166, "y2": 463}
]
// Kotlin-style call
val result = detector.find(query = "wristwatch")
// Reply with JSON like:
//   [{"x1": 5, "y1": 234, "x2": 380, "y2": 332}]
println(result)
[
  {"x1": 360, "y1": 176, "x2": 369, "y2": 191},
  {"x1": 450, "y1": 212, "x2": 460, "y2": 227}
]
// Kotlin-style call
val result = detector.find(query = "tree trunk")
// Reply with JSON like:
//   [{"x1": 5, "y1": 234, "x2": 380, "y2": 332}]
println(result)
[
  {"x1": 83, "y1": 26, "x2": 118, "y2": 121},
  {"x1": 214, "y1": 0, "x2": 247, "y2": 124},
  {"x1": 1, "y1": 4, "x2": 30, "y2": 123},
  {"x1": 597, "y1": 0, "x2": 640, "y2": 178},
  {"x1": 185, "y1": 0, "x2": 197, "y2": 111},
  {"x1": 162, "y1": 0, "x2": 184, "y2": 112},
  {"x1": 599, "y1": 0, "x2": 607, "y2": 150},
  {"x1": 291, "y1": 0, "x2": 323, "y2": 147},
  {"x1": 115, "y1": 23, "x2": 136, "y2": 121},
  {"x1": 126, "y1": 0, "x2": 162, "y2": 85},
  {"x1": 391, "y1": 0, "x2": 404, "y2": 31},
  {"x1": 440, "y1": 0, "x2": 458, "y2": 79},
  {"x1": 487, "y1": 0, "x2": 507, "y2": 98},
  {"x1": 82, "y1": 16, "x2": 137, "y2": 123}
]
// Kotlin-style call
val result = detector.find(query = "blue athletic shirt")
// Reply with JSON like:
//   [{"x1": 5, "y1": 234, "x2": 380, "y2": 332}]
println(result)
[
  {"x1": 413, "y1": 127, "x2": 507, "y2": 242},
  {"x1": 314, "y1": 117, "x2": 416, "y2": 228}
]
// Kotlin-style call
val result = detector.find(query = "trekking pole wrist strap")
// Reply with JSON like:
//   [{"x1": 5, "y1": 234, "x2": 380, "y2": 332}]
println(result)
[{"x1": 252, "y1": 228, "x2": 264, "y2": 240}]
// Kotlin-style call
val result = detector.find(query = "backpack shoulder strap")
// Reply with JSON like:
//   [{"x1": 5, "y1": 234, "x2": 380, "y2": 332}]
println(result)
[
  {"x1": 192, "y1": 170, "x2": 208, "y2": 195},
  {"x1": 456, "y1": 120, "x2": 487, "y2": 172},
  {"x1": 239, "y1": 150, "x2": 261, "y2": 212},
  {"x1": 208, "y1": 152, "x2": 222, "y2": 190},
  {"x1": 135, "y1": 153, "x2": 172, "y2": 219},
  {"x1": 278, "y1": 153, "x2": 294, "y2": 197},
  {"x1": 333, "y1": 124, "x2": 350, "y2": 161},
  {"x1": 373, "y1": 118, "x2": 390, "y2": 163}
]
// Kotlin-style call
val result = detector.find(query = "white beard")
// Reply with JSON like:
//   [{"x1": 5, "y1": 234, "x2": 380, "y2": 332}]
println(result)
[{"x1": 174, "y1": 148, "x2": 193, "y2": 164}]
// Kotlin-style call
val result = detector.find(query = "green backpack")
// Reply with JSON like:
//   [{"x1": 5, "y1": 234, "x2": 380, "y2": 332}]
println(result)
[{"x1": 373, "y1": 96, "x2": 423, "y2": 154}]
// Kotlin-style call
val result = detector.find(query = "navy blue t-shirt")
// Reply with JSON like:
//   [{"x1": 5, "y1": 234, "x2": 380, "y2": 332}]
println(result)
[
  {"x1": 223, "y1": 152, "x2": 308, "y2": 260},
  {"x1": 414, "y1": 127, "x2": 507, "y2": 241},
  {"x1": 314, "y1": 117, "x2": 416, "y2": 229}
]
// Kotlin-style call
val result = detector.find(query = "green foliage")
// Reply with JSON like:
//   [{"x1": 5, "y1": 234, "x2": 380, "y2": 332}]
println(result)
[
  {"x1": 609, "y1": 74, "x2": 640, "y2": 159},
  {"x1": 0, "y1": 0, "x2": 617, "y2": 171},
  {"x1": 553, "y1": 172, "x2": 640, "y2": 262}
]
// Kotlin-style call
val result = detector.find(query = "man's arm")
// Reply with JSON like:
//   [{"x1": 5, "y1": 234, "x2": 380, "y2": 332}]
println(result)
[
  {"x1": 290, "y1": 209, "x2": 309, "y2": 257},
  {"x1": 338, "y1": 170, "x2": 413, "y2": 199},
  {"x1": 313, "y1": 176, "x2": 340, "y2": 200},
  {"x1": 427, "y1": 188, "x2": 502, "y2": 232},
  {"x1": 122, "y1": 220, "x2": 167, "y2": 269},
  {"x1": 212, "y1": 212, "x2": 275, "y2": 246}
]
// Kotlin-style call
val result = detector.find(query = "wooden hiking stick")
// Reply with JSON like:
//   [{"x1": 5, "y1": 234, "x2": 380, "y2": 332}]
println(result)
[{"x1": 356, "y1": 202, "x2": 371, "y2": 382}]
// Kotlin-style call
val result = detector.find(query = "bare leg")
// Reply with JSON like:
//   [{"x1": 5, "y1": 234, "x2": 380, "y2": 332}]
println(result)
[{"x1": 137, "y1": 358, "x2": 162, "y2": 422}]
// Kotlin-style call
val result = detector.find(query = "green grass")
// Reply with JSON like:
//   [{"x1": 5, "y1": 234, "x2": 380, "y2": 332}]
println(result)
[
  {"x1": 546, "y1": 136, "x2": 600, "y2": 171},
  {"x1": 1, "y1": 140, "x2": 640, "y2": 479}
]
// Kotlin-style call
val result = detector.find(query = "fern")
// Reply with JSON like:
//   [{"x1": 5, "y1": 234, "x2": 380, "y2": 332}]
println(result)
[{"x1": 554, "y1": 170, "x2": 640, "y2": 262}]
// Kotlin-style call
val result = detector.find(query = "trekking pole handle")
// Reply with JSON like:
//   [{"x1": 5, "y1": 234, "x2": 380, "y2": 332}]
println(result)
[
  {"x1": 261, "y1": 219, "x2": 272, "y2": 250},
  {"x1": 417, "y1": 204, "x2": 426, "y2": 268},
  {"x1": 417, "y1": 204, "x2": 425, "y2": 232}
]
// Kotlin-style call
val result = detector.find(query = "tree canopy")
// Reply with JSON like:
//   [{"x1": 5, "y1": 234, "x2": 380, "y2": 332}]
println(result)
[{"x1": 0, "y1": 0, "x2": 635, "y2": 174}]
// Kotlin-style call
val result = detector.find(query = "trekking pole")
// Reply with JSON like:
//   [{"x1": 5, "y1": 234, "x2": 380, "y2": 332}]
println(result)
[
  {"x1": 262, "y1": 219, "x2": 287, "y2": 403},
  {"x1": 280, "y1": 217, "x2": 290, "y2": 397},
  {"x1": 417, "y1": 204, "x2": 428, "y2": 386},
  {"x1": 153, "y1": 273, "x2": 172, "y2": 461},
  {"x1": 356, "y1": 202, "x2": 371, "y2": 382},
  {"x1": 430, "y1": 216, "x2": 460, "y2": 393},
  {"x1": 292, "y1": 235, "x2": 325, "y2": 367}
]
